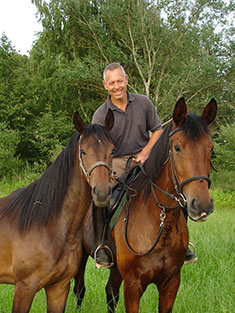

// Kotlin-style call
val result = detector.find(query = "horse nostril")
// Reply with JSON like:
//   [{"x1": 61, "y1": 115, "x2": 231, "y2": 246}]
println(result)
[{"x1": 191, "y1": 198, "x2": 196, "y2": 209}]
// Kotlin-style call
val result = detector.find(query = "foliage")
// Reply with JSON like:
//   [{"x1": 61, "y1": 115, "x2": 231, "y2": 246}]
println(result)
[
  {"x1": 31, "y1": 0, "x2": 234, "y2": 122},
  {"x1": 213, "y1": 122, "x2": 235, "y2": 171},
  {"x1": 31, "y1": 108, "x2": 74, "y2": 163},
  {"x1": 0, "y1": 122, "x2": 23, "y2": 177},
  {"x1": 0, "y1": 0, "x2": 234, "y2": 176}
]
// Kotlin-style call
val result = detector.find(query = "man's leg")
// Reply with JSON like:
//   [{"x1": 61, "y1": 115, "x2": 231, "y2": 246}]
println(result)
[
  {"x1": 182, "y1": 206, "x2": 198, "y2": 264},
  {"x1": 92, "y1": 203, "x2": 114, "y2": 268},
  {"x1": 92, "y1": 155, "x2": 137, "y2": 268}
]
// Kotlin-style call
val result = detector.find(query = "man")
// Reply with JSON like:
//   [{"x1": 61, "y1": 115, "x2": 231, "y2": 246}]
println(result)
[{"x1": 92, "y1": 62, "x2": 197, "y2": 268}]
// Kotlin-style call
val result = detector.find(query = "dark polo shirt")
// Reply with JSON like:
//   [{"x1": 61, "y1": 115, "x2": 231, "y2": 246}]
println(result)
[{"x1": 92, "y1": 92, "x2": 162, "y2": 157}]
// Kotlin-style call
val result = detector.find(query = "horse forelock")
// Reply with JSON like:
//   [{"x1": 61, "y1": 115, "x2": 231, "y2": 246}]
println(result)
[
  {"x1": 182, "y1": 113, "x2": 209, "y2": 140},
  {"x1": 0, "y1": 132, "x2": 80, "y2": 233},
  {"x1": 83, "y1": 124, "x2": 112, "y2": 143}
]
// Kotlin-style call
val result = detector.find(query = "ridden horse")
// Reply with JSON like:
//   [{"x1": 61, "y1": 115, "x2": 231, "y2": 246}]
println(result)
[
  {"x1": 74, "y1": 97, "x2": 217, "y2": 313},
  {"x1": 0, "y1": 110, "x2": 114, "y2": 313}
]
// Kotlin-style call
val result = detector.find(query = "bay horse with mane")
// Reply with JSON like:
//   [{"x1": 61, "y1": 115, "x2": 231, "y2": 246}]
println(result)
[
  {"x1": 0, "y1": 110, "x2": 114, "y2": 313},
  {"x1": 74, "y1": 97, "x2": 217, "y2": 313}
]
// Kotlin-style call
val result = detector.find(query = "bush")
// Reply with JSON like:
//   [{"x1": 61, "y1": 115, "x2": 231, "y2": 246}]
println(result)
[
  {"x1": 0, "y1": 122, "x2": 23, "y2": 177},
  {"x1": 31, "y1": 109, "x2": 74, "y2": 164},
  {"x1": 213, "y1": 123, "x2": 235, "y2": 171}
]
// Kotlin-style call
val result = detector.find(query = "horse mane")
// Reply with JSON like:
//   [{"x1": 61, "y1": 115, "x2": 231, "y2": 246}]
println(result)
[
  {"x1": 0, "y1": 124, "x2": 112, "y2": 233},
  {"x1": 135, "y1": 113, "x2": 209, "y2": 199}
]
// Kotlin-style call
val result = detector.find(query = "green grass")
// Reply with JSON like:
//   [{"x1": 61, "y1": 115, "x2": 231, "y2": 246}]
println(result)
[{"x1": 0, "y1": 181, "x2": 234, "y2": 312}]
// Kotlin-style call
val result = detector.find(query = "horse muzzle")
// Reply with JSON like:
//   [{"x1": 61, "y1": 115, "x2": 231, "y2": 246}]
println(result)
[
  {"x1": 187, "y1": 198, "x2": 214, "y2": 222},
  {"x1": 92, "y1": 186, "x2": 112, "y2": 207}
]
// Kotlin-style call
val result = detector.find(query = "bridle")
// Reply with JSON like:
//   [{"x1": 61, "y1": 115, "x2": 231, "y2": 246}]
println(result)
[
  {"x1": 124, "y1": 127, "x2": 212, "y2": 256},
  {"x1": 78, "y1": 135, "x2": 112, "y2": 185},
  {"x1": 168, "y1": 127, "x2": 211, "y2": 195},
  {"x1": 147, "y1": 127, "x2": 211, "y2": 211}
]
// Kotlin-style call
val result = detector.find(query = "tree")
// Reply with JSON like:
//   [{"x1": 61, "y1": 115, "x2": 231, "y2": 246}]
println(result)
[
  {"x1": 32, "y1": 0, "x2": 234, "y2": 123},
  {"x1": 0, "y1": 0, "x2": 234, "y2": 174}
]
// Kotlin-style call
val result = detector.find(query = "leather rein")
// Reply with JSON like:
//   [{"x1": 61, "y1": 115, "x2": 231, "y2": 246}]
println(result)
[
  {"x1": 124, "y1": 127, "x2": 211, "y2": 256},
  {"x1": 78, "y1": 135, "x2": 112, "y2": 184}
]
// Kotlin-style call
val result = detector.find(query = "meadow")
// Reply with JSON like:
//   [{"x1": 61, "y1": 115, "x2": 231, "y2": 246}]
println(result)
[{"x1": 0, "y1": 187, "x2": 234, "y2": 312}]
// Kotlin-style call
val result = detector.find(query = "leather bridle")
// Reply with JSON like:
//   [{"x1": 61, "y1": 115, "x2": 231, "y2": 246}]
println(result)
[
  {"x1": 146, "y1": 127, "x2": 211, "y2": 210},
  {"x1": 168, "y1": 127, "x2": 211, "y2": 196},
  {"x1": 78, "y1": 135, "x2": 112, "y2": 185}
]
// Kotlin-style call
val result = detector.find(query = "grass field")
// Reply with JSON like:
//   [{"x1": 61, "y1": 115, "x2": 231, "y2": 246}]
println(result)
[{"x1": 0, "y1": 189, "x2": 234, "y2": 312}]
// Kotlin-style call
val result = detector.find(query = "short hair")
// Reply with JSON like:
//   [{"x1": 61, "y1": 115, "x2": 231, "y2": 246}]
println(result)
[{"x1": 103, "y1": 63, "x2": 126, "y2": 81}]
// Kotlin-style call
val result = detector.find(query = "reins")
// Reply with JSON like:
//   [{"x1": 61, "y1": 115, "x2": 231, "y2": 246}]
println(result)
[
  {"x1": 124, "y1": 127, "x2": 212, "y2": 256},
  {"x1": 78, "y1": 135, "x2": 112, "y2": 184}
]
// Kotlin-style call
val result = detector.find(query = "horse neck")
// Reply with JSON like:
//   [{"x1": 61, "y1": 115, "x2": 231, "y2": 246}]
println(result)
[{"x1": 58, "y1": 161, "x2": 92, "y2": 239}]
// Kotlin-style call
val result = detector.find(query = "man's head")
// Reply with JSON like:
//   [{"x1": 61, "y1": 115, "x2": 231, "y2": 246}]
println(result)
[{"x1": 102, "y1": 63, "x2": 128, "y2": 103}]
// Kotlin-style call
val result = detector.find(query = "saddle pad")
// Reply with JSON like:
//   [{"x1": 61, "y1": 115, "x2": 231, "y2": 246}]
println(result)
[{"x1": 109, "y1": 192, "x2": 128, "y2": 231}]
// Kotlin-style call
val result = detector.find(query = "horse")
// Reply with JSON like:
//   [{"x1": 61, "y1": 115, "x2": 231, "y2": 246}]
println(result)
[
  {"x1": 0, "y1": 109, "x2": 115, "y2": 313},
  {"x1": 74, "y1": 97, "x2": 217, "y2": 313}
]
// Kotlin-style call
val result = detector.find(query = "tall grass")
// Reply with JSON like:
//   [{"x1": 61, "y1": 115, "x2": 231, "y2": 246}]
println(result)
[{"x1": 0, "y1": 186, "x2": 234, "y2": 312}]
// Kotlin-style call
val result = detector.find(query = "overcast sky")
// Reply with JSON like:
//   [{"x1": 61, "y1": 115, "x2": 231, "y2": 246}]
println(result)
[{"x1": 0, "y1": 0, "x2": 42, "y2": 55}]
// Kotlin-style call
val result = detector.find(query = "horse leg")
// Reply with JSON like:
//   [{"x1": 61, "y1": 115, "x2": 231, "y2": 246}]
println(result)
[
  {"x1": 73, "y1": 248, "x2": 89, "y2": 308},
  {"x1": 12, "y1": 282, "x2": 36, "y2": 313},
  {"x1": 157, "y1": 272, "x2": 180, "y2": 313},
  {"x1": 45, "y1": 281, "x2": 70, "y2": 313},
  {"x1": 106, "y1": 269, "x2": 123, "y2": 313},
  {"x1": 123, "y1": 278, "x2": 146, "y2": 313}
]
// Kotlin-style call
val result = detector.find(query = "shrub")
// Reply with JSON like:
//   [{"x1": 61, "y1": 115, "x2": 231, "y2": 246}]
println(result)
[
  {"x1": 31, "y1": 109, "x2": 74, "y2": 164},
  {"x1": 0, "y1": 122, "x2": 23, "y2": 177},
  {"x1": 213, "y1": 123, "x2": 235, "y2": 171}
]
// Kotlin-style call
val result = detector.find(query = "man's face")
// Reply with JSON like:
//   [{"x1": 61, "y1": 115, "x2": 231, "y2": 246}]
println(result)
[{"x1": 102, "y1": 68, "x2": 128, "y2": 102}]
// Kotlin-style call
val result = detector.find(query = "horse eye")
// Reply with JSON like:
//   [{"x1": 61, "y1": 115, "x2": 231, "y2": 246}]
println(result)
[
  {"x1": 112, "y1": 149, "x2": 116, "y2": 155},
  {"x1": 81, "y1": 149, "x2": 86, "y2": 155},
  {"x1": 174, "y1": 144, "x2": 181, "y2": 152}
]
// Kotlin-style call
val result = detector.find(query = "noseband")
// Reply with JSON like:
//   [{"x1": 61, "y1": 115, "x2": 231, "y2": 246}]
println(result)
[{"x1": 78, "y1": 136, "x2": 112, "y2": 184}]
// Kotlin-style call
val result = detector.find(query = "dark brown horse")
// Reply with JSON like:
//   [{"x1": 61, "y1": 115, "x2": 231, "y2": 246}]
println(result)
[
  {"x1": 74, "y1": 98, "x2": 217, "y2": 313},
  {"x1": 0, "y1": 110, "x2": 114, "y2": 313}
]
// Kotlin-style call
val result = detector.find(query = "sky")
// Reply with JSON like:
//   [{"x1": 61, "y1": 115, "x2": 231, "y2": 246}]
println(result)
[{"x1": 0, "y1": 0, "x2": 42, "y2": 55}]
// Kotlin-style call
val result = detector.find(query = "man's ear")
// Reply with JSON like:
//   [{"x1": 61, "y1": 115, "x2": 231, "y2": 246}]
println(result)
[{"x1": 102, "y1": 80, "x2": 108, "y2": 90}]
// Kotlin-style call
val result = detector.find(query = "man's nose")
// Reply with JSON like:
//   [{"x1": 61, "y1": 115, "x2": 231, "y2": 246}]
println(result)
[{"x1": 114, "y1": 82, "x2": 120, "y2": 89}]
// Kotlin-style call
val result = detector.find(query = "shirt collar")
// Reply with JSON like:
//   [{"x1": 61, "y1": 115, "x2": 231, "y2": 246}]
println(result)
[{"x1": 107, "y1": 91, "x2": 134, "y2": 110}]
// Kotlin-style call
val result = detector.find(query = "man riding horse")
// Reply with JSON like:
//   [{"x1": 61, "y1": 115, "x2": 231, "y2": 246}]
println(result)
[{"x1": 91, "y1": 62, "x2": 197, "y2": 268}]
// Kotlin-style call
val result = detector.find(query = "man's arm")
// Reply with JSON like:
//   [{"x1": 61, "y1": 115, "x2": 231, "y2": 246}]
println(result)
[{"x1": 134, "y1": 128, "x2": 163, "y2": 164}]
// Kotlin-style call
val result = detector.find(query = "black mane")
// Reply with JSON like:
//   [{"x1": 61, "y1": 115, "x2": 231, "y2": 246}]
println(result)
[
  {"x1": 0, "y1": 124, "x2": 112, "y2": 233},
  {"x1": 135, "y1": 113, "x2": 209, "y2": 198}
]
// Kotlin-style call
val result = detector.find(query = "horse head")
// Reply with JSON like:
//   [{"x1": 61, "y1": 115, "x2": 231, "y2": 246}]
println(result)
[
  {"x1": 73, "y1": 109, "x2": 114, "y2": 207},
  {"x1": 171, "y1": 97, "x2": 217, "y2": 221}
]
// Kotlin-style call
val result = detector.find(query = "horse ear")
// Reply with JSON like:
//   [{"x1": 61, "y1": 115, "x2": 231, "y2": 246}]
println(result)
[
  {"x1": 104, "y1": 109, "x2": 114, "y2": 131},
  {"x1": 73, "y1": 111, "x2": 86, "y2": 135},
  {"x1": 173, "y1": 97, "x2": 187, "y2": 127},
  {"x1": 201, "y1": 98, "x2": 217, "y2": 125}
]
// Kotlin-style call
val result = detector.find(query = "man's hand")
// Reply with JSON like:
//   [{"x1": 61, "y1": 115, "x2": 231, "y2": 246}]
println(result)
[{"x1": 133, "y1": 151, "x2": 149, "y2": 164}]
